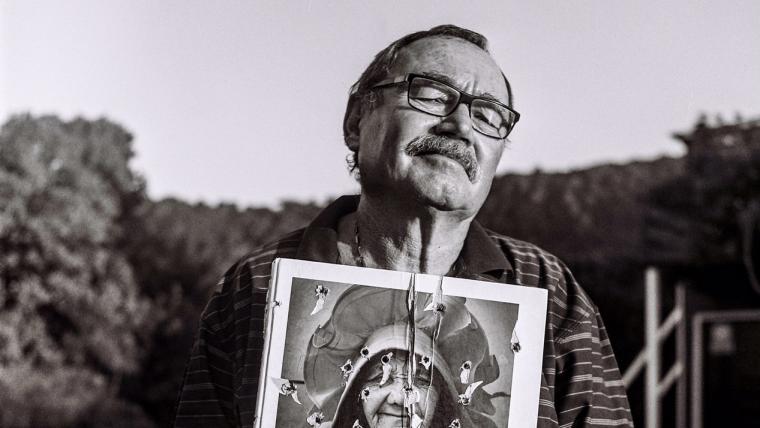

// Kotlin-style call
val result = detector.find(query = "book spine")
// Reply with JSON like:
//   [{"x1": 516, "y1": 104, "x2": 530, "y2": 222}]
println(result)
[{"x1": 254, "y1": 258, "x2": 281, "y2": 428}]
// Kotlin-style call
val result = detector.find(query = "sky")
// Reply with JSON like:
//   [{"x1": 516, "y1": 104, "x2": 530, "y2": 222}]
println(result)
[{"x1": 2, "y1": 0, "x2": 759, "y2": 207}]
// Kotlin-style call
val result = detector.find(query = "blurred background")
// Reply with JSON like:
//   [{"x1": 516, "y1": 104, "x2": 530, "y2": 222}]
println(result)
[{"x1": 1, "y1": 1, "x2": 758, "y2": 426}]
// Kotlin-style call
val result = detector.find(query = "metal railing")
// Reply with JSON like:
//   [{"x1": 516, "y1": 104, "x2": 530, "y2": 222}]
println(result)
[{"x1": 622, "y1": 267, "x2": 687, "y2": 428}]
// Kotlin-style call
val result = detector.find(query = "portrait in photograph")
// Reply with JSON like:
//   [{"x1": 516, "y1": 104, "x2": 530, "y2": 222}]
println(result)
[{"x1": 256, "y1": 259, "x2": 547, "y2": 428}]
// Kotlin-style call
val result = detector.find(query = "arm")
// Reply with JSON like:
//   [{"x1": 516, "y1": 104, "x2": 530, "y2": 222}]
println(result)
[
  {"x1": 174, "y1": 288, "x2": 238, "y2": 427},
  {"x1": 174, "y1": 230, "x2": 304, "y2": 427},
  {"x1": 174, "y1": 256, "x2": 267, "y2": 428},
  {"x1": 533, "y1": 257, "x2": 633, "y2": 428},
  {"x1": 551, "y1": 305, "x2": 633, "y2": 427}
]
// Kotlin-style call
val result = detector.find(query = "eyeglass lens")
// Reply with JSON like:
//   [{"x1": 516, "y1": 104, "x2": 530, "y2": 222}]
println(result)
[{"x1": 407, "y1": 76, "x2": 516, "y2": 138}]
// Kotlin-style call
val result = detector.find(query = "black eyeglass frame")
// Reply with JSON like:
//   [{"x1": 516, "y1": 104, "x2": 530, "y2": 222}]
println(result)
[{"x1": 369, "y1": 73, "x2": 521, "y2": 139}]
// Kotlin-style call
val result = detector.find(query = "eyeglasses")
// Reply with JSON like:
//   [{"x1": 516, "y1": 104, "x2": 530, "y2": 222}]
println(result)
[{"x1": 370, "y1": 73, "x2": 520, "y2": 139}]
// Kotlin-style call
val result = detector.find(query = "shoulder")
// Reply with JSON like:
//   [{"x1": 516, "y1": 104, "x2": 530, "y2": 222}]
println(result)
[
  {"x1": 223, "y1": 228, "x2": 304, "y2": 288},
  {"x1": 199, "y1": 228, "x2": 305, "y2": 329},
  {"x1": 484, "y1": 228, "x2": 597, "y2": 336},
  {"x1": 484, "y1": 229, "x2": 568, "y2": 288}
]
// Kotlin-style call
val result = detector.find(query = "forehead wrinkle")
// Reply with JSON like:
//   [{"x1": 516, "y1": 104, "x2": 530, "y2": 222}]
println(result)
[
  {"x1": 418, "y1": 70, "x2": 503, "y2": 103},
  {"x1": 392, "y1": 37, "x2": 510, "y2": 106}
]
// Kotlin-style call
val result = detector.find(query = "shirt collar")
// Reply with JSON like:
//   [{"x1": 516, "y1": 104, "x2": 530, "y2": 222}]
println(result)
[{"x1": 295, "y1": 195, "x2": 513, "y2": 282}]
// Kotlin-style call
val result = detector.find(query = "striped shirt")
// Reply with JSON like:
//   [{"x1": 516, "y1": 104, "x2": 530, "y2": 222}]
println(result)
[{"x1": 175, "y1": 195, "x2": 633, "y2": 427}]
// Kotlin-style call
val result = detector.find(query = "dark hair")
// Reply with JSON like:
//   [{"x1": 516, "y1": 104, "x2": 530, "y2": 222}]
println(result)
[{"x1": 342, "y1": 24, "x2": 515, "y2": 176}]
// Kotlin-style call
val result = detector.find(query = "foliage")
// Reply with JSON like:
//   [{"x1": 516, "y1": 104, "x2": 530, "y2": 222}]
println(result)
[
  {"x1": 0, "y1": 115, "x2": 153, "y2": 427},
  {"x1": 2, "y1": 112, "x2": 758, "y2": 428},
  {"x1": 121, "y1": 198, "x2": 321, "y2": 425},
  {"x1": 478, "y1": 157, "x2": 685, "y2": 265},
  {"x1": 644, "y1": 150, "x2": 760, "y2": 273},
  {"x1": 0, "y1": 113, "x2": 321, "y2": 426}
]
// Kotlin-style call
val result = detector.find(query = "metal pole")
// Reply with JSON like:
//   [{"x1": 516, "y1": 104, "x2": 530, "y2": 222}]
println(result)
[
  {"x1": 691, "y1": 314, "x2": 704, "y2": 428},
  {"x1": 622, "y1": 306, "x2": 682, "y2": 387},
  {"x1": 675, "y1": 283, "x2": 687, "y2": 428},
  {"x1": 645, "y1": 267, "x2": 661, "y2": 428}
]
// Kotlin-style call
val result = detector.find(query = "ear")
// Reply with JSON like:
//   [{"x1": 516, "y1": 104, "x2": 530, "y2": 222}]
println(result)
[{"x1": 342, "y1": 95, "x2": 363, "y2": 152}]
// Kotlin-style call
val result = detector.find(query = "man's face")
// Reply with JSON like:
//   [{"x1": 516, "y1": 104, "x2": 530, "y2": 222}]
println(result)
[
  {"x1": 354, "y1": 36, "x2": 510, "y2": 215},
  {"x1": 359, "y1": 352, "x2": 439, "y2": 428}
]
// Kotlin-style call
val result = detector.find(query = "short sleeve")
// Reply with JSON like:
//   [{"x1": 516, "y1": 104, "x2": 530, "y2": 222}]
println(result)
[{"x1": 175, "y1": 287, "x2": 237, "y2": 427}]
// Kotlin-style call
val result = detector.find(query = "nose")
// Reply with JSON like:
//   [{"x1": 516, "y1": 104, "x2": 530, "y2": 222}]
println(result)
[
  {"x1": 384, "y1": 379, "x2": 407, "y2": 406},
  {"x1": 434, "y1": 102, "x2": 474, "y2": 143}
]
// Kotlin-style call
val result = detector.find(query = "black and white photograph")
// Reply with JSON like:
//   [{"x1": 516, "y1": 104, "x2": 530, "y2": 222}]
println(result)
[
  {"x1": 1, "y1": 1, "x2": 759, "y2": 427},
  {"x1": 257, "y1": 259, "x2": 546, "y2": 428}
]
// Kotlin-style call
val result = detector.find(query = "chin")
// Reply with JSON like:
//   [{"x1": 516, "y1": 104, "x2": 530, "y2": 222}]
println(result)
[
  {"x1": 414, "y1": 172, "x2": 489, "y2": 209},
  {"x1": 413, "y1": 184, "x2": 480, "y2": 213},
  {"x1": 364, "y1": 170, "x2": 488, "y2": 214}
]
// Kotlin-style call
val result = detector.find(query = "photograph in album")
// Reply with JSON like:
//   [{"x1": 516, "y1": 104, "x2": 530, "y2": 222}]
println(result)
[{"x1": 255, "y1": 259, "x2": 547, "y2": 427}]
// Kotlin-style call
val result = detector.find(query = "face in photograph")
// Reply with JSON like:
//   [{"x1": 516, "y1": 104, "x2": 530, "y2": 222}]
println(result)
[
  {"x1": 333, "y1": 349, "x2": 466, "y2": 428},
  {"x1": 357, "y1": 351, "x2": 438, "y2": 428}
]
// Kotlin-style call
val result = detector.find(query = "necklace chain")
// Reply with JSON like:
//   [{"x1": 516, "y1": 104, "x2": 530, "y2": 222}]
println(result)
[
  {"x1": 355, "y1": 215, "x2": 460, "y2": 275},
  {"x1": 354, "y1": 216, "x2": 366, "y2": 268}
]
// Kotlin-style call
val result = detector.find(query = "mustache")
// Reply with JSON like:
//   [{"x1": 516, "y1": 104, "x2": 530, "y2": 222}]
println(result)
[{"x1": 404, "y1": 135, "x2": 480, "y2": 182}]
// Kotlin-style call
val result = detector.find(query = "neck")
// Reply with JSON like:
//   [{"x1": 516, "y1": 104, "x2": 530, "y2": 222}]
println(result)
[{"x1": 353, "y1": 194, "x2": 474, "y2": 275}]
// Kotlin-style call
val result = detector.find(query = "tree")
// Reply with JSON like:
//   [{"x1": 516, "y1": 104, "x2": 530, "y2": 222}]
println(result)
[
  {"x1": 644, "y1": 122, "x2": 760, "y2": 292},
  {"x1": 121, "y1": 197, "x2": 321, "y2": 425},
  {"x1": 0, "y1": 115, "x2": 153, "y2": 427}
]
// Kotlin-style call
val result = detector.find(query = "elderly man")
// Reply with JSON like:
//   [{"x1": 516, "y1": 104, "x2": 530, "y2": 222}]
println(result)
[{"x1": 175, "y1": 25, "x2": 632, "y2": 427}]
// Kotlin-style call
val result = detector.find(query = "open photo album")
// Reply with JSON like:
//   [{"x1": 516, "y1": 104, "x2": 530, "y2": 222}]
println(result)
[{"x1": 255, "y1": 258, "x2": 548, "y2": 428}]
